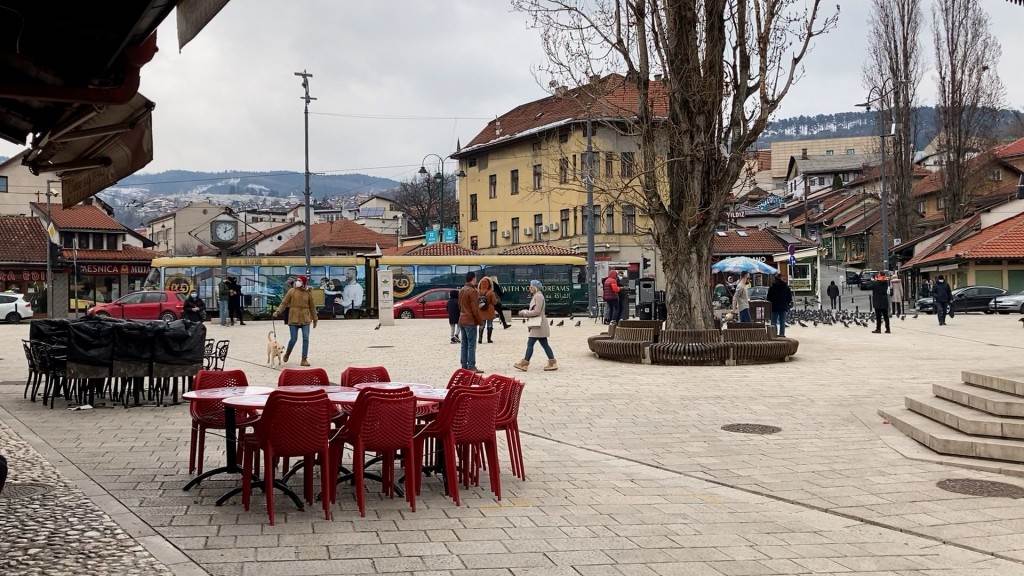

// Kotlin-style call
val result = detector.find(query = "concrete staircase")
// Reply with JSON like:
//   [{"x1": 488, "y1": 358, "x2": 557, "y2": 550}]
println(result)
[{"x1": 880, "y1": 371, "x2": 1024, "y2": 464}]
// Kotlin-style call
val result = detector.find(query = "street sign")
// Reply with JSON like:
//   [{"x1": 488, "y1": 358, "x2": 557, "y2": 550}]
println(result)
[
  {"x1": 442, "y1": 227, "x2": 456, "y2": 243},
  {"x1": 789, "y1": 255, "x2": 797, "y2": 266},
  {"x1": 425, "y1": 230, "x2": 439, "y2": 245}
]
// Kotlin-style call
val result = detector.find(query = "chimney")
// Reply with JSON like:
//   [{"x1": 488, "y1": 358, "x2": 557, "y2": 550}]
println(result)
[
  {"x1": 494, "y1": 120, "x2": 502, "y2": 137},
  {"x1": 945, "y1": 243, "x2": 952, "y2": 251},
  {"x1": 654, "y1": 73, "x2": 663, "y2": 81},
  {"x1": 554, "y1": 85, "x2": 568, "y2": 97},
  {"x1": 800, "y1": 148, "x2": 808, "y2": 159}
]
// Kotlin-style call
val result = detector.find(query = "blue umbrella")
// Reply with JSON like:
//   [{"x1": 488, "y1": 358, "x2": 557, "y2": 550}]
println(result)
[{"x1": 712, "y1": 256, "x2": 779, "y2": 275}]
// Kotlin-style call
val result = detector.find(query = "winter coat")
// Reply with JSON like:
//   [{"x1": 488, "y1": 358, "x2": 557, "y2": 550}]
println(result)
[
  {"x1": 602, "y1": 273, "x2": 620, "y2": 302},
  {"x1": 277, "y1": 287, "x2": 317, "y2": 326},
  {"x1": 478, "y1": 279, "x2": 497, "y2": 321},
  {"x1": 890, "y1": 277, "x2": 904, "y2": 302},
  {"x1": 767, "y1": 280, "x2": 792, "y2": 312},
  {"x1": 933, "y1": 281, "x2": 953, "y2": 303},
  {"x1": 458, "y1": 284, "x2": 484, "y2": 326},
  {"x1": 733, "y1": 282, "x2": 750, "y2": 312},
  {"x1": 826, "y1": 283, "x2": 840, "y2": 298},
  {"x1": 183, "y1": 296, "x2": 206, "y2": 322},
  {"x1": 446, "y1": 292, "x2": 460, "y2": 324},
  {"x1": 217, "y1": 280, "x2": 230, "y2": 301},
  {"x1": 519, "y1": 290, "x2": 549, "y2": 338},
  {"x1": 871, "y1": 279, "x2": 890, "y2": 310}
]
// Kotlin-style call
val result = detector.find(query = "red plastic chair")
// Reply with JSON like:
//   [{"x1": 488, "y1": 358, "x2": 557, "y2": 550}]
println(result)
[
  {"x1": 241, "y1": 389, "x2": 333, "y2": 525},
  {"x1": 489, "y1": 375, "x2": 526, "y2": 480},
  {"x1": 278, "y1": 367, "x2": 331, "y2": 387},
  {"x1": 189, "y1": 370, "x2": 259, "y2": 475},
  {"x1": 446, "y1": 368, "x2": 484, "y2": 389},
  {"x1": 414, "y1": 385, "x2": 500, "y2": 506},
  {"x1": 340, "y1": 366, "x2": 391, "y2": 386},
  {"x1": 332, "y1": 387, "x2": 417, "y2": 516}
]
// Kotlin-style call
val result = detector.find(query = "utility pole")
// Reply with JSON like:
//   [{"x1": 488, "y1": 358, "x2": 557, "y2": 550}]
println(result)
[
  {"x1": 585, "y1": 118, "x2": 597, "y2": 318},
  {"x1": 44, "y1": 180, "x2": 59, "y2": 317},
  {"x1": 295, "y1": 70, "x2": 316, "y2": 274},
  {"x1": 880, "y1": 135, "x2": 889, "y2": 272}
]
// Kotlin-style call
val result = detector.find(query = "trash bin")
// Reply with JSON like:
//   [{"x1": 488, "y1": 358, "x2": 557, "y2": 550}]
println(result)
[
  {"x1": 750, "y1": 300, "x2": 772, "y2": 323},
  {"x1": 638, "y1": 302, "x2": 654, "y2": 320}
]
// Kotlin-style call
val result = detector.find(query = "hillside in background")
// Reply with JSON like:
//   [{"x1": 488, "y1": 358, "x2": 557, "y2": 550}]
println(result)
[{"x1": 107, "y1": 170, "x2": 398, "y2": 200}]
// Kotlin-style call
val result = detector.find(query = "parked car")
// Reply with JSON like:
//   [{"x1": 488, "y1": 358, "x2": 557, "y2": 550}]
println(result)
[
  {"x1": 989, "y1": 290, "x2": 1024, "y2": 314},
  {"x1": 859, "y1": 270, "x2": 879, "y2": 290},
  {"x1": 392, "y1": 288, "x2": 451, "y2": 319},
  {"x1": 87, "y1": 290, "x2": 185, "y2": 321},
  {"x1": 748, "y1": 286, "x2": 769, "y2": 301},
  {"x1": 0, "y1": 292, "x2": 33, "y2": 323},
  {"x1": 916, "y1": 285, "x2": 1006, "y2": 314},
  {"x1": 845, "y1": 271, "x2": 862, "y2": 286}
]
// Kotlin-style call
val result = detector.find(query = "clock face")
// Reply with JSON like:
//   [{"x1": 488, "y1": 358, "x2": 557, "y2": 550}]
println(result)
[{"x1": 214, "y1": 222, "x2": 236, "y2": 242}]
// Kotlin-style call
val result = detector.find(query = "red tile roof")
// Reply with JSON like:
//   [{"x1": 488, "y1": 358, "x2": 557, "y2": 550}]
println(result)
[
  {"x1": 454, "y1": 74, "x2": 668, "y2": 156},
  {"x1": 31, "y1": 202, "x2": 126, "y2": 231},
  {"x1": 0, "y1": 216, "x2": 48, "y2": 264},
  {"x1": 914, "y1": 211, "x2": 1024, "y2": 265},
  {"x1": 403, "y1": 243, "x2": 480, "y2": 257},
  {"x1": 712, "y1": 228, "x2": 811, "y2": 256},
  {"x1": 274, "y1": 219, "x2": 397, "y2": 255},
  {"x1": 837, "y1": 208, "x2": 881, "y2": 237},
  {"x1": 64, "y1": 246, "x2": 164, "y2": 262},
  {"x1": 903, "y1": 214, "x2": 981, "y2": 268},
  {"x1": 500, "y1": 244, "x2": 577, "y2": 256},
  {"x1": 997, "y1": 137, "x2": 1024, "y2": 159}
]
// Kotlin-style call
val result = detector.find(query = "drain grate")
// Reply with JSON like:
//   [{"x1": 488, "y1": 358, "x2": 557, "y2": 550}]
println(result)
[
  {"x1": 367, "y1": 345, "x2": 395, "y2": 349},
  {"x1": 721, "y1": 423, "x2": 781, "y2": 435},
  {"x1": 0, "y1": 482, "x2": 55, "y2": 499},
  {"x1": 936, "y1": 478, "x2": 1024, "y2": 498}
]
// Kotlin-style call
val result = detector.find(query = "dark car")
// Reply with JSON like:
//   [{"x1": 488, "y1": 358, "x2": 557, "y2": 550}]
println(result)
[
  {"x1": 87, "y1": 290, "x2": 185, "y2": 321},
  {"x1": 916, "y1": 285, "x2": 1006, "y2": 314},
  {"x1": 858, "y1": 270, "x2": 879, "y2": 291}
]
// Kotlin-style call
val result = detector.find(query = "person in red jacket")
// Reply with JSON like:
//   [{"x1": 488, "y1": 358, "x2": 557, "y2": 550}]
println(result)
[{"x1": 602, "y1": 269, "x2": 621, "y2": 324}]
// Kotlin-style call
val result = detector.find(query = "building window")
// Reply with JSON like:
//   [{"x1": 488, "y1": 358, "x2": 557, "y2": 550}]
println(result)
[
  {"x1": 846, "y1": 148, "x2": 855, "y2": 155},
  {"x1": 559, "y1": 129, "x2": 569, "y2": 143},
  {"x1": 801, "y1": 148, "x2": 808, "y2": 157},
  {"x1": 61, "y1": 232, "x2": 73, "y2": 248},
  {"x1": 916, "y1": 201, "x2": 925, "y2": 215},
  {"x1": 825, "y1": 149, "x2": 834, "y2": 156},
  {"x1": 511, "y1": 217, "x2": 520, "y2": 244},
  {"x1": 937, "y1": 197, "x2": 945, "y2": 210},
  {"x1": 0, "y1": 175, "x2": 7, "y2": 192},
  {"x1": 532, "y1": 141, "x2": 542, "y2": 152},
  {"x1": 532, "y1": 164, "x2": 542, "y2": 190},
  {"x1": 605, "y1": 205, "x2": 615, "y2": 234},
  {"x1": 583, "y1": 205, "x2": 602, "y2": 234},
  {"x1": 990, "y1": 169, "x2": 1003, "y2": 182},
  {"x1": 470, "y1": 194, "x2": 478, "y2": 221},
  {"x1": 622, "y1": 204, "x2": 636, "y2": 234},
  {"x1": 621, "y1": 152, "x2": 635, "y2": 178},
  {"x1": 1018, "y1": 174, "x2": 1024, "y2": 200},
  {"x1": 573, "y1": 207, "x2": 578, "y2": 236},
  {"x1": 572, "y1": 154, "x2": 577, "y2": 180},
  {"x1": 560, "y1": 208, "x2": 570, "y2": 238},
  {"x1": 582, "y1": 151, "x2": 598, "y2": 180},
  {"x1": 510, "y1": 169, "x2": 519, "y2": 195},
  {"x1": 478, "y1": 155, "x2": 488, "y2": 170},
  {"x1": 534, "y1": 214, "x2": 543, "y2": 242},
  {"x1": 559, "y1": 157, "x2": 569, "y2": 184},
  {"x1": 488, "y1": 174, "x2": 497, "y2": 199},
  {"x1": 489, "y1": 220, "x2": 498, "y2": 247},
  {"x1": 468, "y1": 158, "x2": 477, "y2": 168},
  {"x1": 470, "y1": 236, "x2": 479, "y2": 250},
  {"x1": 605, "y1": 153, "x2": 614, "y2": 178}
]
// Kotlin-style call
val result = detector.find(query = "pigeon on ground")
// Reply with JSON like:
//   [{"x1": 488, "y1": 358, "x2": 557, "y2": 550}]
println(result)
[
  {"x1": 549, "y1": 319, "x2": 554, "y2": 326},
  {"x1": 797, "y1": 320, "x2": 807, "y2": 327},
  {"x1": 557, "y1": 320, "x2": 564, "y2": 327},
  {"x1": 374, "y1": 323, "x2": 381, "y2": 330},
  {"x1": 1019, "y1": 318, "x2": 1024, "y2": 328},
  {"x1": 912, "y1": 313, "x2": 919, "y2": 319},
  {"x1": 574, "y1": 321, "x2": 582, "y2": 327}
]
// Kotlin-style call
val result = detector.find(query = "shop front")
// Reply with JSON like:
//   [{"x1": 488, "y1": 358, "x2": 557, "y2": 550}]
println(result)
[
  {"x1": 0, "y1": 267, "x2": 48, "y2": 306},
  {"x1": 69, "y1": 262, "x2": 151, "y2": 311}
]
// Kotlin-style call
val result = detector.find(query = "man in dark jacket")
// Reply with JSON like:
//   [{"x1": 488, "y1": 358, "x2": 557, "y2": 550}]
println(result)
[
  {"x1": 183, "y1": 291, "x2": 206, "y2": 323},
  {"x1": 933, "y1": 275, "x2": 953, "y2": 326},
  {"x1": 767, "y1": 275, "x2": 793, "y2": 337},
  {"x1": 227, "y1": 277, "x2": 245, "y2": 326},
  {"x1": 871, "y1": 272, "x2": 891, "y2": 333},
  {"x1": 447, "y1": 289, "x2": 461, "y2": 344},
  {"x1": 826, "y1": 280, "x2": 840, "y2": 309}
]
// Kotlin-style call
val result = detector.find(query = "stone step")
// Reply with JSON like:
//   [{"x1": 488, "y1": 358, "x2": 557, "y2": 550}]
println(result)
[
  {"x1": 963, "y1": 370, "x2": 1024, "y2": 397},
  {"x1": 933, "y1": 382, "x2": 1024, "y2": 418},
  {"x1": 880, "y1": 407, "x2": 1024, "y2": 463},
  {"x1": 905, "y1": 396, "x2": 1024, "y2": 439}
]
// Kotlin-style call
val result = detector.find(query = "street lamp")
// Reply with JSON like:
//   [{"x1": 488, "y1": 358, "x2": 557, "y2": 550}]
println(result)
[
  {"x1": 855, "y1": 77, "x2": 904, "y2": 273},
  {"x1": 419, "y1": 154, "x2": 466, "y2": 242}
]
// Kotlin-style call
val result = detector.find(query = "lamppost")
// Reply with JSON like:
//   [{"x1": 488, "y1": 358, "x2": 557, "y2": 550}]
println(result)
[
  {"x1": 855, "y1": 77, "x2": 903, "y2": 272},
  {"x1": 44, "y1": 180, "x2": 59, "y2": 317},
  {"x1": 294, "y1": 70, "x2": 315, "y2": 274},
  {"x1": 418, "y1": 154, "x2": 466, "y2": 242}
]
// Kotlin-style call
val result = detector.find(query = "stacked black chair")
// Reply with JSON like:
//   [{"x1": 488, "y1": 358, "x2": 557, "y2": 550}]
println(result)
[{"x1": 153, "y1": 320, "x2": 206, "y2": 404}]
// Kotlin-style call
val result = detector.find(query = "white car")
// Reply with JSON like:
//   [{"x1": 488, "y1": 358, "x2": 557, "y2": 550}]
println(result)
[{"x1": 0, "y1": 292, "x2": 33, "y2": 323}]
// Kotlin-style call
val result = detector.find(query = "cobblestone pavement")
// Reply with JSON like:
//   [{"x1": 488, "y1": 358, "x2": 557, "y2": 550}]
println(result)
[
  {"x1": 0, "y1": 417, "x2": 174, "y2": 575},
  {"x1": 3, "y1": 313, "x2": 1024, "y2": 575}
]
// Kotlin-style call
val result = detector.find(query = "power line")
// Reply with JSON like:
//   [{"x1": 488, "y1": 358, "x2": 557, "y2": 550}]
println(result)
[{"x1": 311, "y1": 111, "x2": 491, "y2": 121}]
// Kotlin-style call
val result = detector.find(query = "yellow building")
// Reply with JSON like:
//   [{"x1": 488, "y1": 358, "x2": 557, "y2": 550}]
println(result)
[
  {"x1": 769, "y1": 136, "x2": 879, "y2": 179},
  {"x1": 452, "y1": 75, "x2": 660, "y2": 278}
]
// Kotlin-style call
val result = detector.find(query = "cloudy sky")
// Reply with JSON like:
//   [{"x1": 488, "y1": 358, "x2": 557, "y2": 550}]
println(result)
[{"x1": 2, "y1": 0, "x2": 1022, "y2": 183}]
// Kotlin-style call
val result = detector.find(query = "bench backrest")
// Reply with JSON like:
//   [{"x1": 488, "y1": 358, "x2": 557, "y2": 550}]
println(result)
[
  {"x1": 660, "y1": 329, "x2": 723, "y2": 344},
  {"x1": 726, "y1": 322, "x2": 766, "y2": 331},
  {"x1": 722, "y1": 328, "x2": 769, "y2": 343},
  {"x1": 612, "y1": 327, "x2": 656, "y2": 342}
]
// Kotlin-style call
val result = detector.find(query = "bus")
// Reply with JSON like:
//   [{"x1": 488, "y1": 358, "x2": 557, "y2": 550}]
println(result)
[{"x1": 146, "y1": 254, "x2": 589, "y2": 319}]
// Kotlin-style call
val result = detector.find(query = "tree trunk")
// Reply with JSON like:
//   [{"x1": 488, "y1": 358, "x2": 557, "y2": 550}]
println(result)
[{"x1": 658, "y1": 230, "x2": 714, "y2": 330}]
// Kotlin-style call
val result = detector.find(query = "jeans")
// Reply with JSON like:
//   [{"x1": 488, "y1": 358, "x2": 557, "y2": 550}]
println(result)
[
  {"x1": 459, "y1": 325, "x2": 478, "y2": 369},
  {"x1": 218, "y1": 300, "x2": 229, "y2": 325},
  {"x1": 874, "y1": 308, "x2": 890, "y2": 332},
  {"x1": 286, "y1": 324, "x2": 310, "y2": 359},
  {"x1": 738, "y1": 308, "x2": 751, "y2": 323},
  {"x1": 771, "y1": 309, "x2": 787, "y2": 337},
  {"x1": 524, "y1": 337, "x2": 555, "y2": 361},
  {"x1": 604, "y1": 299, "x2": 620, "y2": 323}
]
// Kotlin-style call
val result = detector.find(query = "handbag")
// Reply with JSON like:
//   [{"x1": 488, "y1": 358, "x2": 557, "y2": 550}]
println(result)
[{"x1": 525, "y1": 314, "x2": 544, "y2": 328}]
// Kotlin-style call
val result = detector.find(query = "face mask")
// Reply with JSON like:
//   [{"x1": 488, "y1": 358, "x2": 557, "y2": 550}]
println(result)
[
  {"x1": 190, "y1": 292, "x2": 197, "y2": 298},
  {"x1": 295, "y1": 281, "x2": 303, "y2": 288}
]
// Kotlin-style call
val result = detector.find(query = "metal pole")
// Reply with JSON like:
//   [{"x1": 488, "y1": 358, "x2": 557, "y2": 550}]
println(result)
[
  {"x1": 295, "y1": 70, "x2": 315, "y2": 274},
  {"x1": 438, "y1": 163, "x2": 444, "y2": 238},
  {"x1": 45, "y1": 189, "x2": 53, "y2": 317},
  {"x1": 880, "y1": 136, "x2": 888, "y2": 271},
  {"x1": 73, "y1": 237, "x2": 79, "y2": 319},
  {"x1": 585, "y1": 118, "x2": 597, "y2": 318}
]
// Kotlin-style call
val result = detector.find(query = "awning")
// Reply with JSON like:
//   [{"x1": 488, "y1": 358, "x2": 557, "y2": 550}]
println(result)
[
  {"x1": 177, "y1": 0, "x2": 231, "y2": 49},
  {"x1": 919, "y1": 263, "x2": 961, "y2": 273},
  {"x1": 771, "y1": 247, "x2": 820, "y2": 263}
]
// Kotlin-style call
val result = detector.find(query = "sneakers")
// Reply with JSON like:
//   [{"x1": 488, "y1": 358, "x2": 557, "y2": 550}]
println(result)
[{"x1": 513, "y1": 360, "x2": 529, "y2": 372}]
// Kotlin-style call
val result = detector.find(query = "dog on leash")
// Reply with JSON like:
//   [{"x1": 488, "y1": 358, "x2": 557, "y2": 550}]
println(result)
[{"x1": 267, "y1": 331, "x2": 284, "y2": 367}]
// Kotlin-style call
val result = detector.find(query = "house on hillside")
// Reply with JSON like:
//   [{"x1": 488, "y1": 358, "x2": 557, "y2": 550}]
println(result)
[{"x1": 785, "y1": 152, "x2": 880, "y2": 198}]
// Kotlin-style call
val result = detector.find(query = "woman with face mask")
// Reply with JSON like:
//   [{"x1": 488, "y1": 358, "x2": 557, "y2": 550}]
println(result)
[
  {"x1": 274, "y1": 275, "x2": 318, "y2": 366},
  {"x1": 183, "y1": 290, "x2": 206, "y2": 323}
]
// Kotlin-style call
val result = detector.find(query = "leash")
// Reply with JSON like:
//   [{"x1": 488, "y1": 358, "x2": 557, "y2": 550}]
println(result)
[{"x1": 271, "y1": 316, "x2": 277, "y2": 340}]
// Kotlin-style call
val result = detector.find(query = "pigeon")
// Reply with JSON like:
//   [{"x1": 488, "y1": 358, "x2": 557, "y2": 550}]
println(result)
[
  {"x1": 900, "y1": 315, "x2": 905, "y2": 321},
  {"x1": 575, "y1": 320, "x2": 582, "y2": 327},
  {"x1": 1019, "y1": 318, "x2": 1024, "y2": 328},
  {"x1": 557, "y1": 320, "x2": 565, "y2": 327},
  {"x1": 549, "y1": 319, "x2": 554, "y2": 326},
  {"x1": 912, "y1": 313, "x2": 919, "y2": 319},
  {"x1": 374, "y1": 323, "x2": 381, "y2": 330},
  {"x1": 797, "y1": 320, "x2": 807, "y2": 327}
]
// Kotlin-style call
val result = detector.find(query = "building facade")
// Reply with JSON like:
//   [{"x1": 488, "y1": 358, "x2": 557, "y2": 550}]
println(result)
[
  {"x1": 146, "y1": 201, "x2": 226, "y2": 256},
  {"x1": 769, "y1": 136, "x2": 879, "y2": 180},
  {"x1": 0, "y1": 152, "x2": 62, "y2": 216}
]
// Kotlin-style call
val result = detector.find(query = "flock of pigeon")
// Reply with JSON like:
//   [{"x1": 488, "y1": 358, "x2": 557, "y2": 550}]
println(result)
[{"x1": 783, "y1": 307, "x2": 919, "y2": 328}]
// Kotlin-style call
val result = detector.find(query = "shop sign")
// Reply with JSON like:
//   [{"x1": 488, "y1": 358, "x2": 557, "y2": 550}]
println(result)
[
  {"x1": 0, "y1": 270, "x2": 44, "y2": 282},
  {"x1": 165, "y1": 274, "x2": 193, "y2": 294},
  {"x1": 392, "y1": 270, "x2": 414, "y2": 298},
  {"x1": 78, "y1": 264, "x2": 150, "y2": 275}
]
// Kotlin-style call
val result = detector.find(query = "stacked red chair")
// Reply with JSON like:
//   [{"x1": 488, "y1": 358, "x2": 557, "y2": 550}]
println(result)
[
  {"x1": 189, "y1": 370, "x2": 259, "y2": 475},
  {"x1": 492, "y1": 376, "x2": 526, "y2": 480},
  {"x1": 278, "y1": 367, "x2": 331, "y2": 387},
  {"x1": 241, "y1": 389, "x2": 334, "y2": 525},
  {"x1": 340, "y1": 366, "x2": 391, "y2": 387},
  {"x1": 446, "y1": 368, "x2": 484, "y2": 389},
  {"x1": 332, "y1": 386, "x2": 418, "y2": 516}
]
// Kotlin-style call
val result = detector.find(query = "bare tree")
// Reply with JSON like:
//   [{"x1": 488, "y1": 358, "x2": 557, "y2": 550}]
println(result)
[
  {"x1": 514, "y1": 0, "x2": 837, "y2": 329},
  {"x1": 933, "y1": 0, "x2": 1003, "y2": 224},
  {"x1": 863, "y1": 0, "x2": 922, "y2": 244},
  {"x1": 393, "y1": 175, "x2": 459, "y2": 236}
]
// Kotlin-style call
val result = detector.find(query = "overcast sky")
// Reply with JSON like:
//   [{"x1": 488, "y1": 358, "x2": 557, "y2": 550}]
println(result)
[{"x1": 2, "y1": 1, "x2": 1022, "y2": 183}]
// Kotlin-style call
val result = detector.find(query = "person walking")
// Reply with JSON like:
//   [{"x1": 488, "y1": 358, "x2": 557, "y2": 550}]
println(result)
[
  {"x1": 457, "y1": 272, "x2": 484, "y2": 373},
  {"x1": 446, "y1": 289, "x2": 460, "y2": 344},
  {"x1": 734, "y1": 272, "x2": 751, "y2": 323},
  {"x1": 871, "y1": 271, "x2": 891, "y2": 333},
  {"x1": 513, "y1": 280, "x2": 558, "y2": 372},
  {"x1": 890, "y1": 273, "x2": 905, "y2": 317},
  {"x1": 491, "y1": 276, "x2": 510, "y2": 329},
  {"x1": 827, "y1": 280, "x2": 840, "y2": 310},
  {"x1": 227, "y1": 276, "x2": 245, "y2": 326},
  {"x1": 183, "y1": 290, "x2": 206, "y2": 323},
  {"x1": 933, "y1": 275, "x2": 953, "y2": 326},
  {"x1": 275, "y1": 275, "x2": 317, "y2": 366},
  {"x1": 477, "y1": 277, "x2": 498, "y2": 344},
  {"x1": 767, "y1": 275, "x2": 792, "y2": 337},
  {"x1": 617, "y1": 272, "x2": 629, "y2": 321},
  {"x1": 217, "y1": 277, "x2": 230, "y2": 326},
  {"x1": 602, "y1": 269, "x2": 621, "y2": 324},
  {"x1": 920, "y1": 279, "x2": 932, "y2": 299}
]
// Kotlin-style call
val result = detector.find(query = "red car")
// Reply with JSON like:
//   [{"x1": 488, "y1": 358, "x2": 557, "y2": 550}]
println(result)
[
  {"x1": 88, "y1": 290, "x2": 185, "y2": 321},
  {"x1": 393, "y1": 288, "x2": 453, "y2": 319}
]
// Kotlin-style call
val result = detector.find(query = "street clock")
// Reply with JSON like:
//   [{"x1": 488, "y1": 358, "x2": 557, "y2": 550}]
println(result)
[{"x1": 209, "y1": 216, "x2": 238, "y2": 248}]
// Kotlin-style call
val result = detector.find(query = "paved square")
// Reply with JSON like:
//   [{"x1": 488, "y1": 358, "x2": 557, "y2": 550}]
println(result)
[{"x1": 3, "y1": 313, "x2": 1024, "y2": 575}]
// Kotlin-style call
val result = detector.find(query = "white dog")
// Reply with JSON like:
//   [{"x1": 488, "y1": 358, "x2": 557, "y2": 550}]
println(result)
[{"x1": 267, "y1": 332, "x2": 284, "y2": 367}]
